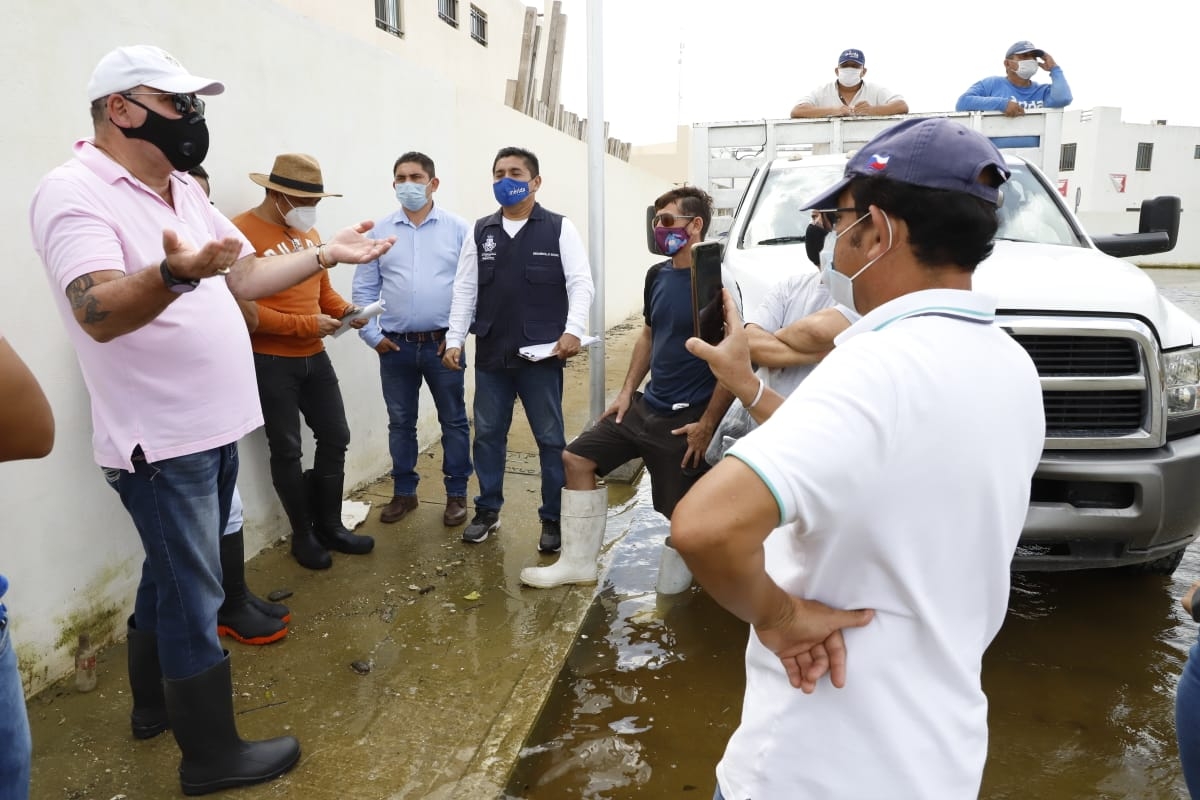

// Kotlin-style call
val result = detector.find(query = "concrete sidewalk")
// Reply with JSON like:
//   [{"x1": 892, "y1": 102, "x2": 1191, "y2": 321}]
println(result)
[{"x1": 25, "y1": 320, "x2": 644, "y2": 800}]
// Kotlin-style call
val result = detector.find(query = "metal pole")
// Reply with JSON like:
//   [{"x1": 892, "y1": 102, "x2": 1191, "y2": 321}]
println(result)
[{"x1": 586, "y1": 0, "x2": 606, "y2": 423}]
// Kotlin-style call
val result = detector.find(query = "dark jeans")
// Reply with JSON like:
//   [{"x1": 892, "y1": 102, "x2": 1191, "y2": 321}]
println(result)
[
  {"x1": 473, "y1": 360, "x2": 565, "y2": 521},
  {"x1": 104, "y1": 444, "x2": 235, "y2": 680},
  {"x1": 1177, "y1": 637, "x2": 1200, "y2": 796},
  {"x1": 0, "y1": 609, "x2": 31, "y2": 799},
  {"x1": 254, "y1": 350, "x2": 350, "y2": 485},
  {"x1": 379, "y1": 333, "x2": 472, "y2": 497}
]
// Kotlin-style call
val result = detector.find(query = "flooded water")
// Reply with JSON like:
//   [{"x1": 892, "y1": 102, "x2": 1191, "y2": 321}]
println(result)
[{"x1": 505, "y1": 269, "x2": 1200, "y2": 800}]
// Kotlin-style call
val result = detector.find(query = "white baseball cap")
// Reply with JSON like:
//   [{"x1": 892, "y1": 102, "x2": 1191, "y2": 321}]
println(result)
[{"x1": 86, "y1": 45, "x2": 224, "y2": 102}]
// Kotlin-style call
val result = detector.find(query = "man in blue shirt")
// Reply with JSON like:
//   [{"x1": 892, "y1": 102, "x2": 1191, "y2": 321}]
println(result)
[
  {"x1": 353, "y1": 152, "x2": 472, "y2": 529},
  {"x1": 956, "y1": 40, "x2": 1072, "y2": 116}
]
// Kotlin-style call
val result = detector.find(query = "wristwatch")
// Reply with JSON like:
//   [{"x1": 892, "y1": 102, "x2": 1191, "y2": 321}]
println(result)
[{"x1": 160, "y1": 259, "x2": 199, "y2": 294}]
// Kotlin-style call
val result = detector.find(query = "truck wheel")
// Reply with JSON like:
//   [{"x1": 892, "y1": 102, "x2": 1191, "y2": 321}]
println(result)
[{"x1": 1123, "y1": 547, "x2": 1187, "y2": 576}]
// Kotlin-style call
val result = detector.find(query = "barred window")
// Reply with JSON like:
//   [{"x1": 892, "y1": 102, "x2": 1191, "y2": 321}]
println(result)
[
  {"x1": 1059, "y1": 143, "x2": 1076, "y2": 172},
  {"x1": 1135, "y1": 142, "x2": 1153, "y2": 171},
  {"x1": 469, "y1": 5, "x2": 487, "y2": 45},
  {"x1": 438, "y1": 0, "x2": 458, "y2": 27},
  {"x1": 375, "y1": 0, "x2": 403, "y2": 37}
]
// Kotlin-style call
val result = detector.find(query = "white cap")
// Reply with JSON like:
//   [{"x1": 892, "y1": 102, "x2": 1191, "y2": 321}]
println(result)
[{"x1": 86, "y1": 45, "x2": 224, "y2": 102}]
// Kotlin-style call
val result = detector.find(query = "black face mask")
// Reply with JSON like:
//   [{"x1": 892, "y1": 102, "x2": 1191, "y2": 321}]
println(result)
[
  {"x1": 116, "y1": 98, "x2": 209, "y2": 172},
  {"x1": 805, "y1": 223, "x2": 829, "y2": 267}
]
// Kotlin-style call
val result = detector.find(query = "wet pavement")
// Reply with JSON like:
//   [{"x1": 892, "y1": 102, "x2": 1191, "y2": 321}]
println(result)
[
  {"x1": 24, "y1": 320, "x2": 647, "y2": 800},
  {"x1": 505, "y1": 269, "x2": 1200, "y2": 800}
]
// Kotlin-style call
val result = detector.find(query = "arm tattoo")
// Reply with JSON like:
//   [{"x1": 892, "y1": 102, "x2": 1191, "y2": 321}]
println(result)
[{"x1": 65, "y1": 274, "x2": 110, "y2": 326}]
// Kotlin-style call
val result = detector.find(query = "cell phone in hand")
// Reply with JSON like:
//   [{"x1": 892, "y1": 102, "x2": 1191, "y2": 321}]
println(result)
[{"x1": 691, "y1": 241, "x2": 724, "y2": 346}]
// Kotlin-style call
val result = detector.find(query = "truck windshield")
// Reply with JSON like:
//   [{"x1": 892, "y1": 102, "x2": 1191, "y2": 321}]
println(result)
[
  {"x1": 740, "y1": 161, "x2": 1084, "y2": 250},
  {"x1": 995, "y1": 164, "x2": 1084, "y2": 246}
]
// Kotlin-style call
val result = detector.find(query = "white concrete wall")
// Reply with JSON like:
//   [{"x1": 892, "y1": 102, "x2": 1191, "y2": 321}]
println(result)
[
  {"x1": 3, "y1": 0, "x2": 665, "y2": 694},
  {"x1": 1062, "y1": 107, "x2": 1200, "y2": 266}
]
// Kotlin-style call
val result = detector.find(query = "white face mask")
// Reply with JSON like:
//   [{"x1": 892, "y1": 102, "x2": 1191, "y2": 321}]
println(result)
[
  {"x1": 819, "y1": 209, "x2": 893, "y2": 315},
  {"x1": 1013, "y1": 59, "x2": 1039, "y2": 80},
  {"x1": 279, "y1": 197, "x2": 318, "y2": 231},
  {"x1": 837, "y1": 68, "x2": 863, "y2": 88}
]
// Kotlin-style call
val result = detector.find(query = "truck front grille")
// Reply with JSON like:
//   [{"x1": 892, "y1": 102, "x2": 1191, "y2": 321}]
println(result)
[
  {"x1": 1002, "y1": 320, "x2": 1162, "y2": 450},
  {"x1": 1042, "y1": 390, "x2": 1145, "y2": 435},
  {"x1": 1011, "y1": 335, "x2": 1140, "y2": 376}
]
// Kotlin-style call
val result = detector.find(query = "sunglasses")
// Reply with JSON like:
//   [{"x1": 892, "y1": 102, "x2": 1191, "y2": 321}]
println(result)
[
  {"x1": 812, "y1": 207, "x2": 867, "y2": 227},
  {"x1": 121, "y1": 91, "x2": 206, "y2": 116},
  {"x1": 651, "y1": 213, "x2": 697, "y2": 228}
]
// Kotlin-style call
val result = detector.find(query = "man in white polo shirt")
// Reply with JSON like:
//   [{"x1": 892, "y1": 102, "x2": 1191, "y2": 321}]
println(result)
[
  {"x1": 789, "y1": 48, "x2": 908, "y2": 119},
  {"x1": 673, "y1": 118, "x2": 1045, "y2": 799}
]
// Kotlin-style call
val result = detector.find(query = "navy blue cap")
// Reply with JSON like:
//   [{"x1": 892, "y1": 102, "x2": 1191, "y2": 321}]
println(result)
[
  {"x1": 837, "y1": 48, "x2": 865, "y2": 66},
  {"x1": 1005, "y1": 40, "x2": 1044, "y2": 58},
  {"x1": 802, "y1": 118, "x2": 1011, "y2": 210}
]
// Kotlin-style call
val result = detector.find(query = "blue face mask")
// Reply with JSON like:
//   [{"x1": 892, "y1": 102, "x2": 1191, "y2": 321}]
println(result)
[
  {"x1": 493, "y1": 177, "x2": 531, "y2": 207},
  {"x1": 395, "y1": 182, "x2": 429, "y2": 212}
]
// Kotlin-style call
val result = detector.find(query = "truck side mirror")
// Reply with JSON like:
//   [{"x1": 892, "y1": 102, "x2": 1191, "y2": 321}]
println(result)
[
  {"x1": 1138, "y1": 195, "x2": 1181, "y2": 250},
  {"x1": 1092, "y1": 195, "x2": 1182, "y2": 258}
]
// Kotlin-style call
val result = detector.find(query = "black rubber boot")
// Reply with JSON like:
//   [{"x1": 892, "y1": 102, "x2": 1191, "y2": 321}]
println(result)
[
  {"x1": 307, "y1": 470, "x2": 374, "y2": 555},
  {"x1": 217, "y1": 530, "x2": 288, "y2": 646},
  {"x1": 126, "y1": 615, "x2": 169, "y2": 740},
  {"x1": 275, "y1": 471, "x2": 331, "y2": 570},
  {"x1": 164, "y1": 654, "x2": 301, "y2": 796}
]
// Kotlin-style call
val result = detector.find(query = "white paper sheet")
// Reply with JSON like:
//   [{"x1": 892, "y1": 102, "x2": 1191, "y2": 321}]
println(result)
[
  {"x1": 518, "y1": 335, "x2": 600, "y2": 361},
  {"x1": 333, "y1": 299, "x2": 385, "y2": 338}
]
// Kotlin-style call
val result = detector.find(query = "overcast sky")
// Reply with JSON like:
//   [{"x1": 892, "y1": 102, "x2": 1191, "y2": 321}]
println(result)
[{"x1": 553, "y1": 0, "x2": 1199, "y2": 145}]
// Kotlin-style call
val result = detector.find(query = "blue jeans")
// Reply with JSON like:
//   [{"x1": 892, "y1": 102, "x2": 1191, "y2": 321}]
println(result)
[
  {"x1": 105, "y1": 444, "x2": 235, "y2": 680},
  {"x1": 0, "y1": 608, "x2": 31, "y2": 800},
  {"x1": 473, "y1": 361, "x2": 565, "y2": 521},
  {"x1": 254, "y1": 350, "x2": 350, "y2": 485},
  {"x1": 1178, "y1": 637, "x2": 1200, "y2": 796},
  {"x1": 379, "y1": 334, "x2": 471, "y2": 497}
]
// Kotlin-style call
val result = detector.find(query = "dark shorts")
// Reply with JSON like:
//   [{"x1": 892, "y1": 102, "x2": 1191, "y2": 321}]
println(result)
[{"x1": 566, "y1": 392, "x2": 709, "y2": 517}]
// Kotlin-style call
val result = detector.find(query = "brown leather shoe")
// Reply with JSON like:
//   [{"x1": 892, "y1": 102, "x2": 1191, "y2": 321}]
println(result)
[
  {"x1": 380, "y1": 495, "x2": 419, "y2": 524},
  {"x1": 443, "y1": 496, "x2": 468, "y2": 527}
]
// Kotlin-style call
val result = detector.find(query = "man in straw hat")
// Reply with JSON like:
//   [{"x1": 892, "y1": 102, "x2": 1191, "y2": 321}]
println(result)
[
  {"x1": 29, "y1": 45, "x2": 394, "y2": 794},
  {"x1": 232, "y1": 154, "x2": 376, "y2": 572}
]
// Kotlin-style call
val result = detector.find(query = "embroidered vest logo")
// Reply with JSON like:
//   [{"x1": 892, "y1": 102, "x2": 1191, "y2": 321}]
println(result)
[{"x1": 481, "y1": 234, "x2": 498, "y2": 262}]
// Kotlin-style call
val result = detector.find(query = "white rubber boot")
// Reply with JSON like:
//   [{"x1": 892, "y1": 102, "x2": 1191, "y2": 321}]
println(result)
[
  {"x1": 520, "y1": 488, "x2": 607, "y2": 589},
  {"x1": 655, "y1": 536, "x2": 693, "y2": 595}
]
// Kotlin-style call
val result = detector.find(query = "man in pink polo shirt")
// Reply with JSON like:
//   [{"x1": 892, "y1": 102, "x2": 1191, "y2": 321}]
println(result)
[{"x1": 28, "y1": 45, "x2": 394, "y2": 796}]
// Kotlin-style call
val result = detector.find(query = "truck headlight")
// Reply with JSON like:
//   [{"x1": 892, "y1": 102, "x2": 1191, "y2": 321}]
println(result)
[{"x1": 1164, "y1": 347, "x2": 1200, "y2": 417}]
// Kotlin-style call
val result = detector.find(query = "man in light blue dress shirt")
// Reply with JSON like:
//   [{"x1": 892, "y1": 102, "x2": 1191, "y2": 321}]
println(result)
[{"x1": 353, "y1": 152, "x2": 473, "y2": 528}]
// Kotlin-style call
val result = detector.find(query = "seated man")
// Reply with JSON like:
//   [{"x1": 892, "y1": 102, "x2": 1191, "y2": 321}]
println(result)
[
  {"x1": 956, "y1": 40, "x2": 1072, "y2": 116},
  {"x1": 790, "y1": 49, "x2": 908, "y2": 119},
  {"x1": 520, "y1": 186, "x2": 734, "y2": 590}
]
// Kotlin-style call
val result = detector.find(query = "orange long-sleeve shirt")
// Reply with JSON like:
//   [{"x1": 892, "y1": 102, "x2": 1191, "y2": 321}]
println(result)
[{"x1": 230, "y1": 210, "x2": 353, "y2": 357}]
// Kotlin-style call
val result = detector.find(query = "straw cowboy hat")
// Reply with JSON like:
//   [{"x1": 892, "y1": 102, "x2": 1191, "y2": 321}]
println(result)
[{"x1": 249, "y1": 153, "x2": 342, "y2": 198}]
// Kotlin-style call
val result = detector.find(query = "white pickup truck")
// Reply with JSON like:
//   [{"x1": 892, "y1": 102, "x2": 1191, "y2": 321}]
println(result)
[{"x1": 691, "y1": 111, "x2": 1198, "y2": 574}]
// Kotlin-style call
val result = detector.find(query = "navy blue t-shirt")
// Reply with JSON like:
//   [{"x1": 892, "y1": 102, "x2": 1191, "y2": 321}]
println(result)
[{"x1": 641, "y1": 261, "x2": 717, "y2": 413}]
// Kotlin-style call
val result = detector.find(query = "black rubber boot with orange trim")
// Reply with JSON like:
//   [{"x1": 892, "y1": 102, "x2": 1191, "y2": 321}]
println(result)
[{"x1": 217, "y1": 529, "x2": 288, "y2": 646}]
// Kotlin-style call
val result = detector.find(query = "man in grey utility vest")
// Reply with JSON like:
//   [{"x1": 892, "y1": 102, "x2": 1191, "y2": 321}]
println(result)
[{"x1": 442, "y1": 146, "x2": 594, "y2": 553}]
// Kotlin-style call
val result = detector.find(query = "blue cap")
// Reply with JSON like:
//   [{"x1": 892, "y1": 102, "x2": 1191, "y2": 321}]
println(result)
[
  {"x1": 1005, "y1": 40, "x2": 1044, "y2": 58},
  {"x1": 837, "y1": 48, "x2": 865, "y2": 66},
  {"x1": 802, "y1": 118, "x2": 1011, "y2": 210}
]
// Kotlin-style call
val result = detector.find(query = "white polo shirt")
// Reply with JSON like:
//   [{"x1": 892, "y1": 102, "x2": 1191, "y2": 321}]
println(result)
[
  {"x1": 796, "y1": 80, "x2": 904, "y2": 110},
  {"x1": 718, "y1": 288, "x2": 1044, "y2": 799}
]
